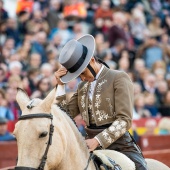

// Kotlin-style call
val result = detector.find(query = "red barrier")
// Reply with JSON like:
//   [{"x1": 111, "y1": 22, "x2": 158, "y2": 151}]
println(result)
[
  {"x1": 0, "y1": 142, "x2": 17, "y2": 169},
  {"x1": 144, "y1": 149, "x2": 170, "y2": 167},
  {"x1": 133, "y1": 117, "x2": 161, "y2": 127}
]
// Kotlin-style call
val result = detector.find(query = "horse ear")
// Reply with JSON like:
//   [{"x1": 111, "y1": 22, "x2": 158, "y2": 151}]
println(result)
[
  {"x1": 16, "y1": 88, "x2": 30, "y2": 111},
  {"x1": 40, "y1": 88, "x2": 56, "y2": 112}
]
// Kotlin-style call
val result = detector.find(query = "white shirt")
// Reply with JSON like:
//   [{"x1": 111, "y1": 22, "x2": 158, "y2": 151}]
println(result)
[{"x1": 88, "y1": 65, "x2": 104, "y2": 100}]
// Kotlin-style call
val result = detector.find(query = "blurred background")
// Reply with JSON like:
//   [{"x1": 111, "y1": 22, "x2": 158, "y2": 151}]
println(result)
[{"x1": 1, "y1": 0, "x2": 170, "y2": 168}]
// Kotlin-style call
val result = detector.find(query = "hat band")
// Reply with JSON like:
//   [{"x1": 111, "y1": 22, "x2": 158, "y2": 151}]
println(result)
[{"x1": 67, "y1": 45, "x2": 88, "y2": 73}]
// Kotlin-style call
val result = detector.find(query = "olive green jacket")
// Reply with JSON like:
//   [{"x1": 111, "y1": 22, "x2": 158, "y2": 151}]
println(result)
[{"x1": 56, "y1": 66, "x2": 134, "y2": 148}]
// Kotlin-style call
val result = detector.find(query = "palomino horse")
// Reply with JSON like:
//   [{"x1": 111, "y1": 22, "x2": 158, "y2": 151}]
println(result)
[{"x1": 13, "y1": 88, "x2": 170, "y2": 170}]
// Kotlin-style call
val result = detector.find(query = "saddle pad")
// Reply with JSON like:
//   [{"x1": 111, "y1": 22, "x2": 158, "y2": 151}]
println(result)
[{"x1": 93, "y1": 151, "x2": 122, "y2": 170}]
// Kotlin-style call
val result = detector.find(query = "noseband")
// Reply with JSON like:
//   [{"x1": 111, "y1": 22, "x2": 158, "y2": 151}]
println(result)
[{"x1": 15, "y1": 113, "x2": 54, "y2": 170}]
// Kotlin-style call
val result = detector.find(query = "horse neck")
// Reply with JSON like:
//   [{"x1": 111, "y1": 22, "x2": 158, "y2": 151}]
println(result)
[{"x1": 52, "y1": 106, "x2": 96, "y2": 170}]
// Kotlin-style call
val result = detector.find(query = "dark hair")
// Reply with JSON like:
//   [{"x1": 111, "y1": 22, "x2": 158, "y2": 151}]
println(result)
[{"x1": 94, "y1": 56, "x2": 110, "y2": 68}]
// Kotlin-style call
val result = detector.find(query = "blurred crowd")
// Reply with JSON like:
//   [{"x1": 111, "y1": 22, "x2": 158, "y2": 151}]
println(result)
[{"x1": 1, "y1": 0, "x2": 170, "y2": 139}]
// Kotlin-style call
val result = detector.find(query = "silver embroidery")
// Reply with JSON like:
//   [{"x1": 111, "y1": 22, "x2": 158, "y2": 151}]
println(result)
[
  {"x1": 102, "y1": 130, "x2": 114, "y2": 143},
  {"x1": 100, "y1": 119, "x2": 128, "y2": 145},
  {"x1": 80, "y1": 83, "x2": 88, "y2": 122},
  {"x1": 113, "y1": 120, "x2": 119, "y2": 126},
  {"x1": 121, "y1": 128, "x2": 126, "y2": 134},
  {"x1": 120, "y1": 120, "x2": 127, "y2": 127},
  {"x1": 116, "y1": 124, "x2": 122, "y2": 130},
  {"x1": 109, "y1": 126, "x2": 116, "y2": 132},
  {"x1": 94, "y1": 79, "x2": 110, "y2": 122},
  {"x1": 104, "y1": 120, "x2": 128, "y2": 143},
  {"x1": 115, "y1": 131, "x2": 121, "y2": 138},
  {"x1": 60, "y1": 99, "x2": 67, "y2": 107}
]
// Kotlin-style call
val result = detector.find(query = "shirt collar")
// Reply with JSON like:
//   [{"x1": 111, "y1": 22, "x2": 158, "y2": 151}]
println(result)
[{"x1": 95, "y1": 65, "x2": 105, "y2": 80}]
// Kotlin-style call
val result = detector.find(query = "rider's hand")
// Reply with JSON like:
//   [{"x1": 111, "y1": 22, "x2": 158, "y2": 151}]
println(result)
[
  {"x1": 54, "y1": 65, "x2": 67, "y2": 85},
  {"x1": 85, "y1": 138, "x2": 100, "y2": 151}
]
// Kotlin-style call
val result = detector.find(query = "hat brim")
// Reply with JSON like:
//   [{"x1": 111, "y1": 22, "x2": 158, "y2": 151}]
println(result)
[{"x1": 60, "y1": 34, "x2": 95, "y2": 83}]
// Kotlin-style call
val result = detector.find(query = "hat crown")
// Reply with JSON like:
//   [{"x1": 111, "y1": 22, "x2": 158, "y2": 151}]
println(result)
[{"x1": 59, "y1": 40, "x2": 84, "y2": 70}]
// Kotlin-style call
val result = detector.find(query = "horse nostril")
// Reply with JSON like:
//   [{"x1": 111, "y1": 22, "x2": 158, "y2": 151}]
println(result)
[{"x1": 39, "y1": 131, "x2": 48, "y2": 138}]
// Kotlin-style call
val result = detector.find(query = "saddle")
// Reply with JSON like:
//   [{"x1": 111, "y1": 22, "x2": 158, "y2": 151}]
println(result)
[{"x1": 92, "y1": 151, "x2": 122, "y2": 170}]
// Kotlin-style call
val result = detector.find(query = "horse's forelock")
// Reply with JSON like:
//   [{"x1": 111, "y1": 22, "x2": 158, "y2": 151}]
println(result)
[{"x1": 26, "y1": 98, "x2": 43, "y2": 109}]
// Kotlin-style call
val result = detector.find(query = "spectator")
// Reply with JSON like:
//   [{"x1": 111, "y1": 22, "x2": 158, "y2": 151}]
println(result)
[
  {"x1": 118, "y1": 54, "x2": 130, "y2": 72},
  {"x1": 94, "y1": 0, "x2": 113, "y2": 21},
  {"x1": 0, "y1": 67, "x2": 7, "y2": 89},
  {"x1": 8, "y1": 61, "x2": 23, "y2": 77},
  {"x1": 144, "y1": 92, "x2": 159, "y2": 117},
  {"x1": 49, "y1": 19, "x2": 73, "y2": 46},
  {"x1": 46, "y1": 0, "x2": 62, "y2": 30},
  {"x1": 31, "y1": 31, "x2": 48, "y2": 63},
  {"x1": 26, "y1": 10, "x2": 49, "y2": 34},
  {"x1": 3, "y1": 38, "x2": 15, "y2": 55},
  {"x1": 142, "y1": 73, "x2": 157, "y2": 93},
  {"x1": 0, "y1": 88, "x2": 14, "y2": 120},
  {"x1": 40, "y1": 63, "x2": 53, "y2": 78},
  {"x1": 6, "y1": 88, "x2": 21, "y2": 120},
  {"x1": 144, "y1": 119, "x2": 157, "y2": 136},
  {"x1": 30, "y1": 77, "x2": 51, "y2": 99},
  {"x1": 133, "y1": 94, "x2": 151, "y2": 119},
  {"x1": 6, "y1": 18, "x2": 20, "y2": 46},
  {"x1": 148, "y1": 16, "x2": 164, "y2": 39},
  {"x1": 29, "y1": 53, "x2": 42, "y2": 70},
  {"x1": 7, "y1": 75, "x2": 22, "y2": 89},
  {"x1": 158, "y1": 90, "x2": 170, "y2": 116},
  {"x1": 0, "y1": 20, "x2": 7, "y2": 47},
  {"x1": 108, "y1": 12, "x2": 127, "y2": 47},
  {"x1": 0, "y1": 0, "x2": 9, "y2": 21},
  {"x1": 158, "y1": 118, "x2": 170, "y2": 135},
  {"x1": 136, "y1": 36, "x2": 163, "y2": 69},
  {"x1": 133, "y1": 58, "x2": 146, "y2": 82},
  {"x1": 110, "y1": 39, "x2": 126, "y2": 63},
  {"x1": 133, "y1": 82, "x2": 142, "y2": 96},
  {"x1": 63, "y1": 0, "x2": 87, "y2": 21},
  {"x1": 156, "y1": 80, "x2": 168, "y2": 106},
  {"x1": 0, "y1": 117, "x2": 15, "y2": 141},
  {"x1": 130, "y1": 4, "x2": 148, "y2": 46},
  {"x1": 17, "y1": 10, "x2": 30, "y2": 40},
  {"x1": 27, "y1": 68, "x2": 40, "y2": 92}
]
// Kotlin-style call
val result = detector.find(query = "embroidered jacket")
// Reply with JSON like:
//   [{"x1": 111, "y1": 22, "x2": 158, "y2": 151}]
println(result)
[{"x1": 56, "y1": 66, "x2": 134, "y2": 148}]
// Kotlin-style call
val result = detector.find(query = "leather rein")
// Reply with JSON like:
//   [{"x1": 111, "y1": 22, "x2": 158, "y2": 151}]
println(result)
[{"x1": 15, "y1": 113, "x2": 54, "y2": 170}]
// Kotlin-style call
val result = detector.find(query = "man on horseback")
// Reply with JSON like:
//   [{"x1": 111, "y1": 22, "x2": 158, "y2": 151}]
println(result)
[{"x1": 55, "y1": 34, "x2": 147, "y2": 170}]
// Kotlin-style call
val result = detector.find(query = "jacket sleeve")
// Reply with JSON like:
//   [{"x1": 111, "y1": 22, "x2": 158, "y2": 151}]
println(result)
[
  {"x1": 95, "y1": 71, "x2": 134, "y2": 149},
  {"x1": 55, "y1": 92, "x2": 80, "y2": 119}
]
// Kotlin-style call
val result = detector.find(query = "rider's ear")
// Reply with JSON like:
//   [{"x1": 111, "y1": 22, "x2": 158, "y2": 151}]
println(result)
[{"x1": 16, "y1": 88, "x2": 30, "y2": 112}]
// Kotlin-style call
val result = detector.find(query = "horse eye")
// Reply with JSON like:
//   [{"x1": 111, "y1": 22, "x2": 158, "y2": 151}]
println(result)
[{"x1": 39, "y1": 131, "x2": 48, "y2": 138}]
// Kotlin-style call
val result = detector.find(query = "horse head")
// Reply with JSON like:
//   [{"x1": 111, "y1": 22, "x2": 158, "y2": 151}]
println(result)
[
  {"x1": 14, "y1": 88, "x2": 94, "y2": 170},
  {"x1": 14, "y1": 87, "x2": 68, "y2": 170}
]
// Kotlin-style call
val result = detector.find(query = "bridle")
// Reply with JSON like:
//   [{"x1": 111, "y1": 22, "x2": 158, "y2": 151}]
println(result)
[
  {"x1": 14, "y1": 113, "x2": 95, "y2": 170},
  {"x1": 15, "y1": 113, "x2": 54, "y2": 170}
]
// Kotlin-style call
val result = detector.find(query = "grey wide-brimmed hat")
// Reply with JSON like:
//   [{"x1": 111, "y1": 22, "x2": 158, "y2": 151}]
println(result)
[{"x1": 59, "y1": 34, "x2": 95, "y2": 83}]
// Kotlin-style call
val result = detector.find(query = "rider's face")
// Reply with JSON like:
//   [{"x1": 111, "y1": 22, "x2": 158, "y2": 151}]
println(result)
[{"x1": 79, "y1": 67, "x2": 95, "y2": 82}]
